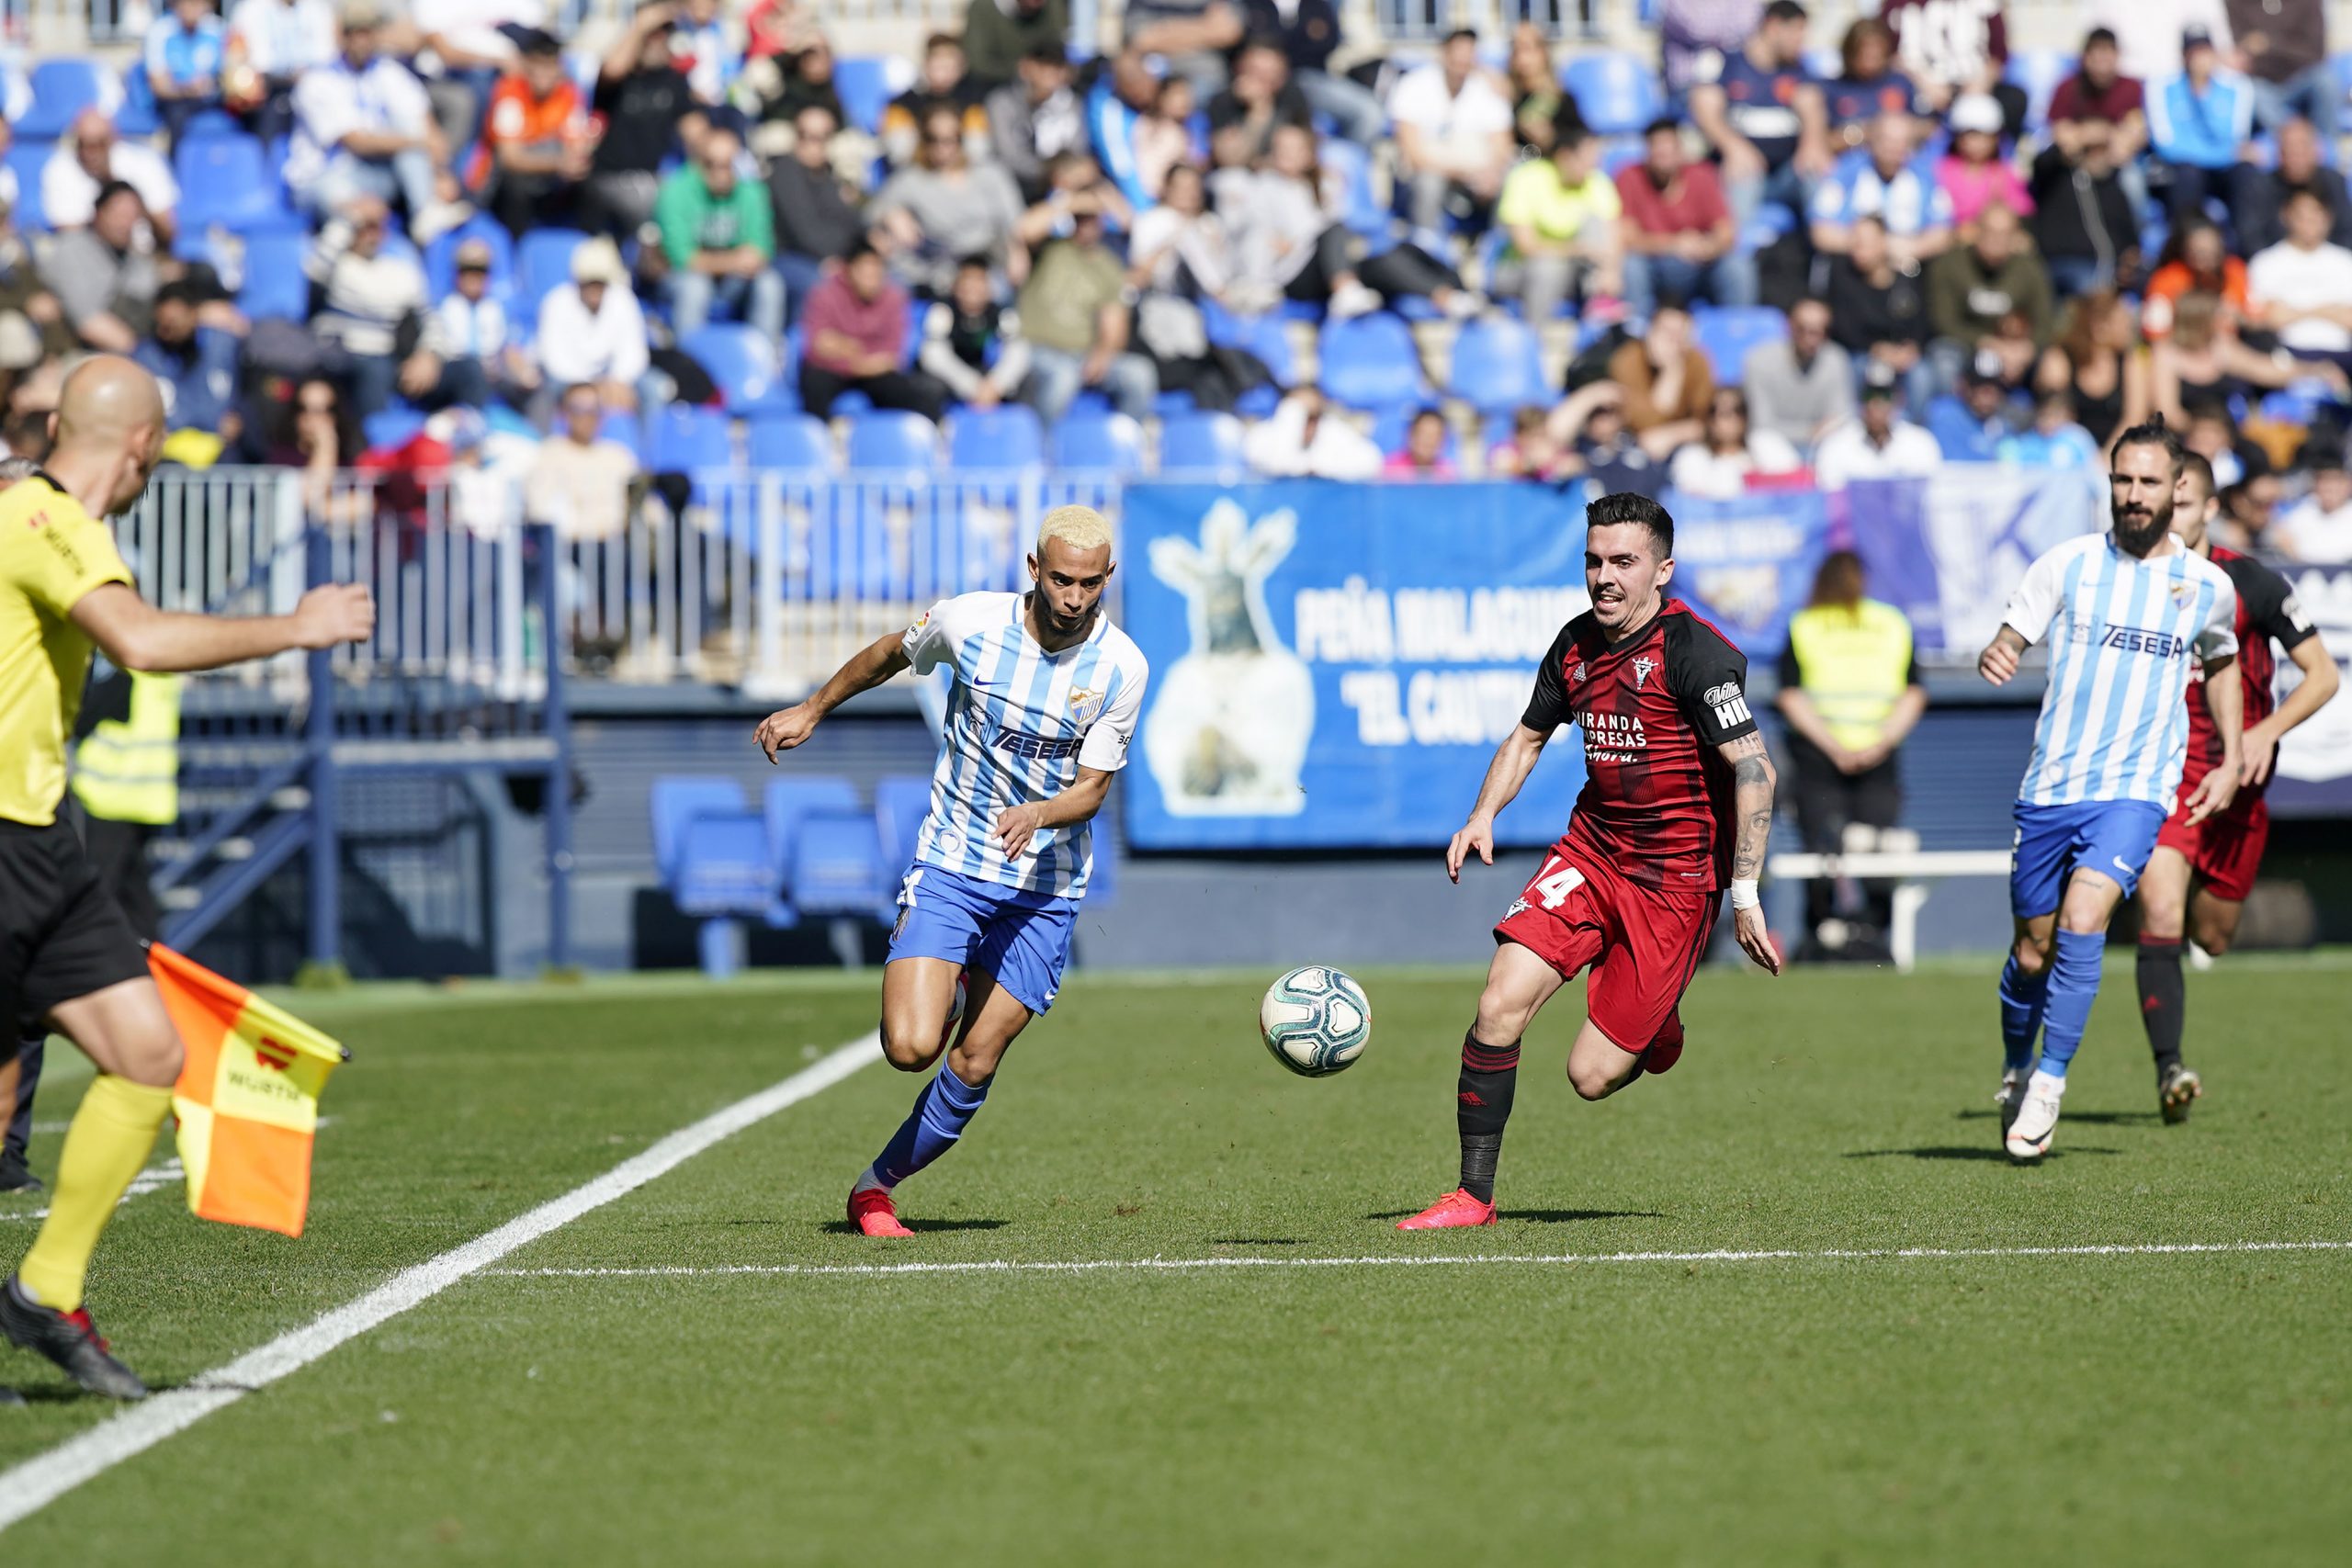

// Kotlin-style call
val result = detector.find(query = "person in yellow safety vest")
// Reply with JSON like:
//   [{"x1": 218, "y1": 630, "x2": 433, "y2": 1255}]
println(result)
[
  {"x1": 67, "y1": 666, "x2": 179, "y2": 942},
  {"x1": 0, "y1": 664, "x2": 180, "y2": 1195},
  {"x1": 1773, "y1": 550, "x2": 1928, "y2": 962}
]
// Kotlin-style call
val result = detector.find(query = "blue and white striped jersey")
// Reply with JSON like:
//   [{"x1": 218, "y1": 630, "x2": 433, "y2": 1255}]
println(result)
[
  {"x1": 903, "y1": 592, "x2": 1149, "y2": 899},
  {"x1": 2004, "y1": 532, "x2": 2239, "y2": 808}
]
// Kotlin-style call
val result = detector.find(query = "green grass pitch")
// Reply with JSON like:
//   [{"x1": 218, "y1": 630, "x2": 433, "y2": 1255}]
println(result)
[{"x1": 0, "y1": 958, "x2": 2347, "y2": 1563}]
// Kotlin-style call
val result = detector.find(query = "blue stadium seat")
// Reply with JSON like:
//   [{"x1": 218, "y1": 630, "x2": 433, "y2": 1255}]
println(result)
[
  {"x1": 424, "y1": 216, "x2": 515, "y2": 301},
  {"x1": 785, "y1": 807, "x2": 893, "y2": 920},
  {"x1": 19, "y1": 61, "x2": 108, "y2": 140},
  {"x1": 1049, "y1": 411, "x2": 1144, "y2": 474},
  {"x1": 1564, "y1": 53, "x2": 1661, "y2": 137},
  {"x1": 670, "y1": 810, "x2": 777, "y2": 978},
  {"x1": 846, "y1": 410, "x2": 939, "y2": 473},
  {"x1": 1320, "y1": 137, "x2": 1388, "y2": 235},
  {"x1": 747, "y1": 411, "x2": 833, "y2": 470},
  {"x1": 2005, "y1": 50, "x2": 2072, "y2": 136},
  {"x1": 874, "y1": 774, "x2": 932, "y2": 877},
  {"x1": 514, "y1": 228, "x2": 589, "y2": 322},
  {"x1": 1159, "y1": 411, "x2": 1247, "y2": 474},
  {"x1": 113, "y1": 68, "x2": 158, "y2": 139},
  {"x1": 1372, "y1": 404, "x2": 1459, "y2": 463},
  {"x1": 175, "y1": 132, "x2": 287, "y2": 230},
  {"x1": 643, "y1": 405, "x2": 734, "y2": 475},
  {"x1": 763, "y1": 775, "x2": 862, "y2": 884},
  {"x1": 1202, "y1": 299, "x2": 1296, "y2": 389},
  {"x1": 831, "y1": 57, "x2": 896, "y2": 135},
  {"x1": 361, "y1": 408, "x2": 428, "y2": 451},
  {"x1": 5, "y1": 141, "x2": 51, "y2": 231},
  {"x1": 598, "y1": 410, "x2": 643, "y2": 453},
  {"x1": 672, "y1": 812, "x2": 775, "y2": 916},
  {"x1": 1318, "y1": 312, "x2": 1429, "y2": 412},
  {"x1": 679, "y1": 323, "x2": 786, "y2": 410},
  {"x1": 237, "y1": 229, "x2": 310, "y2": 321},
  {"x1": 948, "y1": 404, "x2": 1045, "y2": 469},
  {"x1": 1692, "y1": 305, "x2": 1791, "y2": 386},
  {"x1": 650, "y1": 776, "x2": 751, "y2": 884},
  {"x1": 1446, "y1": 315, "x2": 1547, "y2": 415}
]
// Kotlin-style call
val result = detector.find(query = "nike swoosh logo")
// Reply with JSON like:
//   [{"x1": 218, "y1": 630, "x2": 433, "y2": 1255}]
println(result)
[{"x1": 2113, "y1": 856, "x2": 2136, "y2": 877}]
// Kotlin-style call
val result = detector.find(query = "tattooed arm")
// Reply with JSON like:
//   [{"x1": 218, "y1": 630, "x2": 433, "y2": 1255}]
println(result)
[{"x1": 1719, "y1": 730, "x2": 1783, "y2": 976}]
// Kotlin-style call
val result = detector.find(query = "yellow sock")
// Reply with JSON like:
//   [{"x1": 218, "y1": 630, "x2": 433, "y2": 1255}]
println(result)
[{"x1": 17, "y1": 1077, "x2": 174, "y2": 1314}]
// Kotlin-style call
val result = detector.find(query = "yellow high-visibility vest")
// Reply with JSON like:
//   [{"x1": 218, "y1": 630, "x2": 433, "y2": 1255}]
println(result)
[
  {"x1": 1786, "y1": 599, "x2": 1914, "y2": 754},
  {"x1": 70, "y1": 671, "x2": 181, "y2": 826}
]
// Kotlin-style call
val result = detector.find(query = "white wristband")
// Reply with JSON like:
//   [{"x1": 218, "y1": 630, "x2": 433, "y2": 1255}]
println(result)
[{"x1": 1728, "y1": 878, "x2": 1760, "y2": 911}]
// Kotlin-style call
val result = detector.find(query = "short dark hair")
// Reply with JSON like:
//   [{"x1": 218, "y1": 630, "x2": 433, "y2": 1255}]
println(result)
[
  {"x1": 844, "y1": 238, "x2": 881, "y2": 265},
  {"x1": 2113, "y1": 413, "x2": 2186, "y2": 476},
  {"x1": 93, "y1": 178, "x2": 141, "y2": 211},
  {"x1": 2178, "y1": 450, "x2": 2216, "y2": 498},
  {"x1": 1763, "y1": 0, "x2": 1808, "y2": 24},
  {"x1": 1555, "y1": 122, "x2": 1594, "y2": 152},
  {"x1": 1443, "y1": 27, "x2": 1478, "y2": 46},
  {"x1": 954, "y1": 254, "x2": 991, "y2": 274},
  {"x1": 1588, "y1": 491, "x2": 1674, "y2": 557},
  {"x1": 154, "y1": 278, "x2": 204, "y2": 310},
  {"x1": 2084, "y1": 26, "x2": 2119, "y2": 49},
  {"x1": 1022, "y1": 42, "x2": 1069, "y2": 67},
  {"x1": 924, "y1": 32, "x2": 960, "y2": 54},
  {"x1": 1644, "y1": 116, "x2": 1679, "y2": 139}
]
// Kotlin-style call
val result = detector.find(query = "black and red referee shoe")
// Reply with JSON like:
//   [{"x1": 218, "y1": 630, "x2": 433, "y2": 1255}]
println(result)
[{"x1": 0, "y1": 1277, "x2": 149, "y2": 1401}]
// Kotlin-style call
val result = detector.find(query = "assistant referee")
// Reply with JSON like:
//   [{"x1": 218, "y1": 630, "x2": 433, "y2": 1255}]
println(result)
[{"x1": 0, "y1": 356, "x2": 373, "y2": 1401}]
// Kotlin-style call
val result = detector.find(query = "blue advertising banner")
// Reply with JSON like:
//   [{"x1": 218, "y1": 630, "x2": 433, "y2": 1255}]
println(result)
[
  {"x1": 1842, "y1": 467, "x2": 2104, "y2": 655},
  {"x1": 1119, "y1": 482, "x2": 1830, "y2": 851}
]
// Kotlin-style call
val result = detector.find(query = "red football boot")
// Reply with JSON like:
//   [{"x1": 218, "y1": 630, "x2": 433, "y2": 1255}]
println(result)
[
  {"x1": 1396, "y1": 1190, "x2": 1498, "y2": 1230},
  {"x1": 847, "y1": 1186, "x2": 915, "y2": 1237}
]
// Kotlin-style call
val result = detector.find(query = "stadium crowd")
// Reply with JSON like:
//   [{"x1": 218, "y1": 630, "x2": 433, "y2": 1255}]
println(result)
[{"x1": 0, "y1": 0, "x2": 2349, "y2": 560}]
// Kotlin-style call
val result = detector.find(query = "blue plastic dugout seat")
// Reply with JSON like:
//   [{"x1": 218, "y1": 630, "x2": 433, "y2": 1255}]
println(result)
[
  {"x1": 1159, "y1": 410, "x2": 1247, "y2": 475},
  {"x1": 238, "y1": 228, "x2": 311, "y2": 321},
  {"x1": 19, "y1": 61, "x2": 107, "y2": 140},
  {"x1": 643, "y1": 404, "x2": 733, "y2": 477},
  {"x1": 1050, "y1": 411, "x2": 1144, "y2": 474},
  {"x1": 1564, "y1": 53, "x2": 1661, "y2": 137},
  {"x1": 650, "y1": 776, "x2": 752, "y2": 883},
  {"x1": 1446, "y1": 314, "x2": 1547, "y2": 415},
  {"x1": 175, "y1": 131, "x2": 288, "y2": 230},
  {"x1": 1319, "y1": 312, "x2": 1430, "y2": 412},
  {"x1": 514, "y1": 228, "x2": 589, "y2": 321},
  {"x1": 762, "y1": 775, "x2": 863, "y2": 924},
  {"x1": 1693, "y1": 305, "x2": 1792, "y2": 387},
  {"x1": 786, "y1": 807, "x2": 894, "y2": 921},
  {"x1": 747, "y1": 411, "x2": 833, "y2": 471},
  {"x1": 846, "y1": 409, "x2": 939, "y2": 473},
  {"x1": 875, "y1": 774, "x2": 933, "y2": 878},
  {"x1": 680, "y1": 322, "x2": 787, "y2": 410},
  {"x1": 672, "y1": 812, "x2": 777, "y2": 978},
  {"x1": 948, "y1": 404, "x2": 1045, "y2": 470}
]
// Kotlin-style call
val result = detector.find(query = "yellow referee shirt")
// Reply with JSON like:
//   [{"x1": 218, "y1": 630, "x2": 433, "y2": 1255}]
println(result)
[{"x1": 0, "y1": 473, "x2": 132, "y2": 826}]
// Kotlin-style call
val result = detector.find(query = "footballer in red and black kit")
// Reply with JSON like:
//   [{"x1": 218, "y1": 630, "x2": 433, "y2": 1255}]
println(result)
[
  {"x1": 1398, "y1": 493, "x2": 1784, "y2": 1232},
  {"x1": 2135, "y1": 454, "x2": 2339, "y2": 1123}
]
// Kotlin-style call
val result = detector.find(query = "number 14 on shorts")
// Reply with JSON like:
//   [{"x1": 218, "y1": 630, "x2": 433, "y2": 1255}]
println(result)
[{"x1": 1505, "y1": 855, "x2": 1586, "y2": 919}]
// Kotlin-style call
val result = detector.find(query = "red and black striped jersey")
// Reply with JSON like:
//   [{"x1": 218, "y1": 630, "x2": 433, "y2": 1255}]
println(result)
[
  {"x1": 2184, "y1": 547, "x2": 2319, "y2": 796},
  {"x1": 1521, "y1": 598, "x2": 1758, "y2": 892}
]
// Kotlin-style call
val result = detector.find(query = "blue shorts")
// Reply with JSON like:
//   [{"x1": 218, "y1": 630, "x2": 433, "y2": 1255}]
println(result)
[
  {"x1": 888, "y1": 864, "x2": 1078, "y2": 1016},
  {"x1": 2010, "y1": 800, "x2": 2169, "y2": 918}
]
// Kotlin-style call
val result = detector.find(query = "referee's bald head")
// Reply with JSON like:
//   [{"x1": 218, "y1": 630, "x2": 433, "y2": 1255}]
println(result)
[{"x1": 51, "y1": 355, "x2": 167, "y2": 518}]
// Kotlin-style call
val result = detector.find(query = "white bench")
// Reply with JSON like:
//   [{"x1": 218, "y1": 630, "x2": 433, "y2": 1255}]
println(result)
[{"x1": 1765, "y1": 850, "x2": 2014, "y2": 972}]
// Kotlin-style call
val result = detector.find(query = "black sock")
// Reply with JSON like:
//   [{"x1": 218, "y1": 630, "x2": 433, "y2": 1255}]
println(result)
[
  {"x1": 1456, "y1": 1031, "x2": 1520, "y2": 1204},
  {"x1": 2137, "y1": 939, "x2": 2186, "y2": 1075}
]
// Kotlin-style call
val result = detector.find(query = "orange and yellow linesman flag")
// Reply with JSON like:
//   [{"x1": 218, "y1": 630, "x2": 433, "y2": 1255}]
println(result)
[{"x1": 148, "y1": 943, "x2": 349, "y2": 1237}]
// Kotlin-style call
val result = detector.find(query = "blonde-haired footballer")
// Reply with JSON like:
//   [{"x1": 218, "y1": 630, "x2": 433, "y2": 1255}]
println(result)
[{"x1": 755, "y1": 506, "x2": 1148, "y2": 1235}]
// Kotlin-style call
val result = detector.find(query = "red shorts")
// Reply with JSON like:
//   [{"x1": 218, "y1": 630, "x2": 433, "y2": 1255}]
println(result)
[
  {"x1": 2155, "y1": 787, "x2": 2270, "y2": 904},
  {"x1": 1494, "y1": 844, "x2": 1719, "y2": 1054}
]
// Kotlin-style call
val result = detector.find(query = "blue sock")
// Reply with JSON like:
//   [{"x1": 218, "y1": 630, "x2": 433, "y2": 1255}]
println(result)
[
  {"x1": 2035, "y1": 930, "x2": 2108, "y2": 1079},
  {"x1": 1998, "y1": 952, "x2": 2049, "y2": 1072},
  {"x1": 866, "y1": 1067, "x2": 990, "y2": 1190}
]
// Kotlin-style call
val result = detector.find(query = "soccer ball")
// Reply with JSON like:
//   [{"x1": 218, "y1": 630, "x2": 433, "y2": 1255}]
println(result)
[{"x1": 1259, "y1": 966, "x2": 1373, "y2": 1077}]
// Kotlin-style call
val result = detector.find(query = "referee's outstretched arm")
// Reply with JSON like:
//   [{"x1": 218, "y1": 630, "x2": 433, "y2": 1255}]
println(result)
[{"x1": 71, "y1": 580, "x2": 375, "y2": 673}]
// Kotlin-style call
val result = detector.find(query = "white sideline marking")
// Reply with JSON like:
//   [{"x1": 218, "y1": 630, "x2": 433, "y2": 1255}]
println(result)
[
  {"x1": 485, "y1": 1238, "x2": 2352, "y2": 1280},
  {"x1": 0, "y1": 1163, "x2": 183, "y2": 1225},
  {"x1": 0, "y1": 1032, "x2": 884, "y2": 1533}
]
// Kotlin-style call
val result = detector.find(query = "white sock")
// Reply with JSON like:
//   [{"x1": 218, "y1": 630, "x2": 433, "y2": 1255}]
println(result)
[
  {"x1": 851, "y1": 1164, "x2": 892, "y2": 1196},
  {"x1": 2028, "y1": 1068, "x2": 2067, "y2": 1096}
]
